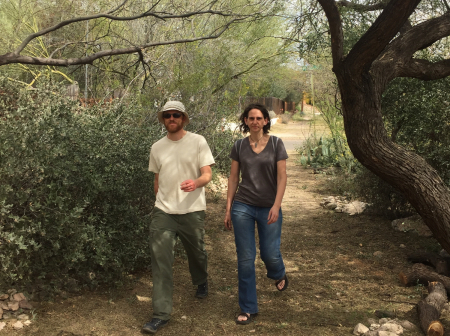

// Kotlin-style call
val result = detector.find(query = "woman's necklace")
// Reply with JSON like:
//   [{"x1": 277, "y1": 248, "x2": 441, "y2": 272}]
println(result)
[{"x1": 249, "y1": 134, "x2": 264, "y2": 148}]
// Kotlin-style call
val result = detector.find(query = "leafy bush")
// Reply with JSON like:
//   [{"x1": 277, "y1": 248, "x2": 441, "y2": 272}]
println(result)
[
  {"x1": 0, "y1": 77, "x2": 238, "y2": 292},
  {"x1": 0, "y1": 79, "x2": 160, "y2": 290},
  {"x1": 382, "y1": 77, "x2": 450, "y2": 185},
  {"x1": 296, "y1": 134, "x2": 356, "y2": 171}
]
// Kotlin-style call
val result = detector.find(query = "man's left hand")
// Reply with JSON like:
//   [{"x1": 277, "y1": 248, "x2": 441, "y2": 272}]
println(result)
[{"x1": 180, "y1": 179, "x2": 197, "y2": 192}]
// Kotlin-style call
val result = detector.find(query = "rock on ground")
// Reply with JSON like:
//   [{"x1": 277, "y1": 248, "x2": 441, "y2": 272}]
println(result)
[
  {"x1": 399, "y1": 320, "x2": 418, "y2": 330},
  {"x1": 320, "y1": 196, "x2": 368, "y2": 215},
  {"x1": 378, "y1": 332, "x2": 398, "y2": 336},
  {"x1": 353, "y1": 323, "x2": 369, "y2": 335},
  {"x1": 378, "y1": 322, "x2": 403, "y2": 334},
  {"x1": 7, "y1": 300, "x2": 19, "y2": 311},
  {"x1": 363, "y1": 331, "x2": 377, "y2": 336},
  {"x1": 13, "y1": 320, "x2": 24, "y2": 330},
  {"x1": 391, "y1": 215, "x2": 432, "y2": 237},
  {"x1": 342, "y1": 201, "x2": 367, "y2": 215}
]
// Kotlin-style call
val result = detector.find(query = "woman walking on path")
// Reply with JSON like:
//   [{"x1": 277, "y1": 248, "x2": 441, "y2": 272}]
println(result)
[{"x1": 224, "y1": 103, "x2": 289, "y2": 325}]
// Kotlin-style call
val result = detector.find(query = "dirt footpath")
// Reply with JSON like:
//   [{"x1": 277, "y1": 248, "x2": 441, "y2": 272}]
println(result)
[{"x1": 8, "y1": 119, "x2": 448, "y2": 336}]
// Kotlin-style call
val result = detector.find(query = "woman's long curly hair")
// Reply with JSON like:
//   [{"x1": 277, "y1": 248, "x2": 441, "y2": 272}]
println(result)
[{"x1": 238, "y1": 103, "x2": 271, "y2": 134}]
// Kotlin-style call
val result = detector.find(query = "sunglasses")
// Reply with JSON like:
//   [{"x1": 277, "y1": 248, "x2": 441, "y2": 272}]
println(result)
[{"x1": 163, "y1": 112, "x2": 183, "y2": 119}]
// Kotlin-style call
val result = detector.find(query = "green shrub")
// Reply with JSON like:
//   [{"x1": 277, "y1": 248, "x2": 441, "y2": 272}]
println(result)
[
  {"x1": 0, "y1": 79, "x2": 160, "y2": 290},
  {"x1": 296, "y1": 133, "x2": 356, "y2": 171},
  {"x1": 382, "y1": 77, "x2": 450, "y2": 185}
]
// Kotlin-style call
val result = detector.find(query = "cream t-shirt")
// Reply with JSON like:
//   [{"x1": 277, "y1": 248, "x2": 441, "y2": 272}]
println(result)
[{"x1": 148, "y1": 132, "x2": 215, "y2": 214}]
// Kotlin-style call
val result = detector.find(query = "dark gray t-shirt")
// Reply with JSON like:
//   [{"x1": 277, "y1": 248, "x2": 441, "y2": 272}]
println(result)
[{"x1": 230, "y1": 136, "x2": 288, "y2": 208}]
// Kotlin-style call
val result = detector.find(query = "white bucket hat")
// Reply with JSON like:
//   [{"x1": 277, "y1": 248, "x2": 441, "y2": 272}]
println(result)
[{"x1": 157, "y1": 101, "x2": 190, "y2": 125}]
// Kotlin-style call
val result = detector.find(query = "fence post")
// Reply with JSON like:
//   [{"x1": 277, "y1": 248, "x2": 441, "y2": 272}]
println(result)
[{"x1": 66, "y1": 82, "x2": 79, "y2": 101}]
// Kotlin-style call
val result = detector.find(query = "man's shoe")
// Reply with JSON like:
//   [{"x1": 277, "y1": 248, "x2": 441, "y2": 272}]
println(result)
[
  {"x1": 195, "y1": 281, "x2": 208, "y2": 299},
  {"x1": 142, "y1": 318, "x2": 169, "y2": 334}
]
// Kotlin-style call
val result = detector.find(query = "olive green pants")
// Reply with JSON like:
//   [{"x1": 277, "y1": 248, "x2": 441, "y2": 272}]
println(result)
[{"x1": 150, "y1": 207, "x2": 208, "y2": 320}]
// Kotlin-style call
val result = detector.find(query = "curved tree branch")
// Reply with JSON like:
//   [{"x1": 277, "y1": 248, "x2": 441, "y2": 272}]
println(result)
[
  {"x1": 373, "y1": 12, "x2": 450, "y2": 85},
  {"x1": 382, "y1": 12, "x2": 450, "y2": 61},
  {"x1": 397, "y1": 58, "x2": 450, "y2": 80},
  {"x1": 336, "y1": 0, "x2": 388, "y2": 11},
  {"x1": 14, "y1": 9, "x2": 238, "y2": 55},
  {"x1": 0, "y1": 21, "x2": 237, "y2": 67},
  {"x1": 344, "y1": 0, "x2": 421, "y2": 74}
]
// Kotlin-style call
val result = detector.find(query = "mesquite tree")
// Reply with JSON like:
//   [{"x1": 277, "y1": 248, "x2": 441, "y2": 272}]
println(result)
[{"x1": 313, "y1": 0, "x2": 450, "y2": 250}]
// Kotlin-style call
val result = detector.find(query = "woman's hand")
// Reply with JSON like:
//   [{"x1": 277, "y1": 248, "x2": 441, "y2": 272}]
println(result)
[
  {"x1": 267, "y1": 205, "x2": 280, "y2": 224},
  {"x1": 224, "y1": 211, "x2": 232, "y2": 231}
]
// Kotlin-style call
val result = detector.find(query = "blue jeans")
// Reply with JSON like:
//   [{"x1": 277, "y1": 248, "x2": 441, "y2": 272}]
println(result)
[{"x1": 231, "y1": 201, "x2": 285, "y2": 314}]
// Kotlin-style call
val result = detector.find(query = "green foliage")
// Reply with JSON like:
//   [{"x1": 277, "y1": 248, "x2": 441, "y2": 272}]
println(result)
[
  {"x1": 382, "y1": 76, "x2": 450, "y2": 185},
  {"x1": 245, "y1": 64, "x2": 304, "y2": 102},
  {"x1": 3, "y1": 82, "x2": 153, "y2": 289},
  {"x1": 296, "y1": 134, "x2": 354, "y2": 171},
  {"x1": 0, "y1": 0, "x2": 288, "y2": 102},
  {"x1": 0, "y1": 78, "x2": 159, "y2": 289}
]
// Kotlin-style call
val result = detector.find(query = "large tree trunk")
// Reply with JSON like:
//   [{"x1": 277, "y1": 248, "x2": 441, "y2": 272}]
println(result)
[
  {"x1": 335, "y1": 68, "x2": 450, "y2": 253},
  {"x1": 316, "y1": 0, "x2": 450, "y2": 254}
]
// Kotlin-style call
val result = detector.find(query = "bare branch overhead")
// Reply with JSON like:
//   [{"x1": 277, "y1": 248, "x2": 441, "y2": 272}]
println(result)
[
  {"x1": 0, "y1": 21, "x2": 237, "y2": 67},
  {"x1": 336, "y1": 0, "x2": 388, "y2": 11},
  {"x1": 397, "y1": 58, "x2": 450, "y2": 80},
  {"x1": 0, "y1": 0, "x2": 272, "y2": 68},
  {"x1": 107, "y1": 0, "x2": 131, "y2": 15},
  {"x1": 14, "y1": 9, "x2": 239, "y2": 55}
]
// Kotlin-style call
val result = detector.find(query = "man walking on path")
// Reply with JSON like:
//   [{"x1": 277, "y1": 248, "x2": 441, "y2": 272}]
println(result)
[{"x1": 142, "y1": 101, "x2": 215, "y2": 334}]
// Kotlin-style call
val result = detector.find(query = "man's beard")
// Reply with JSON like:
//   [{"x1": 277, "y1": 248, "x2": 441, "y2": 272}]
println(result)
[{"x1": 165, "y1": 121, "x2": 183, "y2": 133}]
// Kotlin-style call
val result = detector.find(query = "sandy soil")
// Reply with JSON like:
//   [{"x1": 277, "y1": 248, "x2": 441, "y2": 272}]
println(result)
[{"x1": 6, "y1": 115, "x2": 448, "y2": 336}]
